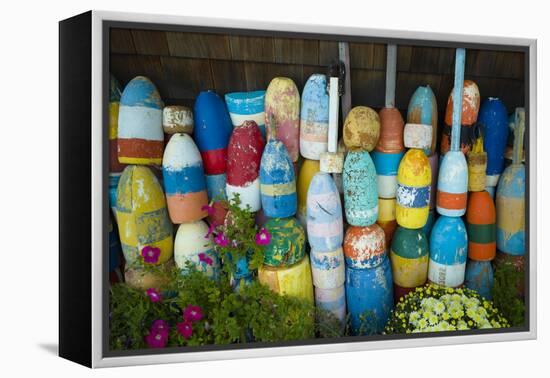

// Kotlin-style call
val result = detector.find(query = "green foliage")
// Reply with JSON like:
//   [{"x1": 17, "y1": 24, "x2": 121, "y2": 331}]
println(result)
[
  {"x1": 492, "y1": 263, "x2": 525, "y2": 327},
  {"x1": 359, "y1": 310, "x2": 379, "y2": 336}
]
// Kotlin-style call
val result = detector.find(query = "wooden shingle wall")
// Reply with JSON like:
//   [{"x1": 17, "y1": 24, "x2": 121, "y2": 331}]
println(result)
[{"x1": 110, "y1": 28, "x2": 525, "y2": 119}]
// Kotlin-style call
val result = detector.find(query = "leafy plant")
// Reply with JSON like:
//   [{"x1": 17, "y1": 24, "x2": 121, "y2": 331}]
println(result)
[{"x1": 492, "y1": 263, "x2": 525, "y2": 327}]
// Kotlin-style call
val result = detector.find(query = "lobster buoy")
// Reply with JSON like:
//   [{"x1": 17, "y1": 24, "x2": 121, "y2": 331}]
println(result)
[
  {"x1": 467, "y1": 138, "x2": 487, "y2": 192},
  {"x1": 376, "y1": 107, "x2": 404, "y2": 153},
  {"x1": 403, "y1": 123, "x2": 432, "y2": 151},
  {"x1": 407, "y1": 85, "x2": 438, "y2": 155},
  {"x1": 466, "y1": 191, "x2": 496, "y2": 261},
  {"x1": 109, "y1": 75, "x2": 125, "y2": 173},
  {"x1": 315, "y1": 285, "x2": 346, "y2": 324},
  {"x1": 300, "y1": 74, "x2": 330, "y2": 160},
  {"x1": 428, "y1": 215, "x2": 468, "y2": 287},
  {"x1": 226, "y1": 121, "x2": 265, "y2": 211},
  {"x1": 118, "y1": 76, "x2": 164, "y2": 165},
  {"x1": 259, "y1": 139, "x2": 297, "y2": 218},
  {"x1": 174, "y1": 221, "x2": 219, "y2": 279},
  {"x1": 225, "y1": 90, "x2": 266, "y2": 138},
  {"x1": 258, "y1": 256, "x2": 314, "y2": 304},
  {"x1": 464, "y1": 259, "x2": 494, "y2": 300},
  {"x1": 265, "y1": 77, "x2": 301, "y2": 162},
  {"x1": 479, "y1": 98, "x2": 509, "y2": 190},
  {"x1": 297, "y1": 159, "x2": 320, "y2": 228},
  {"x1": 310, "y1": 247, "x2": 345, "y2": 289},
  {"x1": 377, "y1": 198, "x2": 397, "y2": 246},
  {"x1": 343, "y1": 151, "x2": 378, "y2": 226},
  {"x1": 307, "y1": 172, "x2": 344, "y2": 252},
  {"x1": 396, "y1": 149, "x2": 431, "y2": 229},
  {"x1": 371, "y1": 150, "x2": 404, "y2": 199},
  {"x1": 162, "y1": 105, "x2": 194, "y2": 135},
  {"x1": 496, "y1": 165, "x2": 525, "y2": 255},
  {"x1": 162, "y1": 133, "x2": 208, "y2": 223},
  {"x1": 343, "y1": 224, "x2": 386, "y2": 269},
  {"x1": 437, "y1": 151, "x2": 468, "y2": 217},
  {"x1": 343, "y1": 106, "x2": 380, "y2": 152},
  {"x1": 263, "y1": 217, "x2": 305, "y2": 267},
  {"x1": 116, "y1": 165, "x2": 173, "y2": 265}
]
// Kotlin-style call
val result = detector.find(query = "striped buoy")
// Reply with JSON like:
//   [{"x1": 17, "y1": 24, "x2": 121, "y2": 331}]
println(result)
[
  {"x1": 343, "y1": 106, "x2": 380, "y2": 152},
  {"x1": 371, "y1": 150, "x2": 404, "y2": 199},
  {"x1": 390, "y1": 227, "x2": 429, "y2": 300},
  {"x1": 174, "y1": 221, "x2": 219, "y2": 279},
  {"x1": 396, "y1": 149, "x2": 431, "y2": 229},
  {"x1": 310, "y1": 247, "x2": 345, "y2": 289},
  {"x1": 407, "y1": 85, "x2": 438, "y2": 155},
  {"x1": 437, "y1": 151, "x2": 468, "y2": 216},
  {"x1": 343, "y1": 224, "x2": 386, "y2": 269},
  {"x1": 403, "y1": 123, "x2": 432, "y2": 151},
  {"x1": 428, "y1": 153, "x2": 439, "y2": 209},
  {"x1": 377, "y1": 107, "x2": 404, "y2": 153},
  {"x1": 116, "y1": 165, "x2": 173, "y2": 265},
  {"x1": 428, "y1": 215, "x2": 468, "y2": 287},
  {"x1": 226, "y1": 121, "x2": 265, "y2": 211},
  {"x1": 479, "y1": 98, "x2": 509, "y2": 191},
  {"x1": 225, "y1": 90, "x2": 266, "y2": 138},
  {"x1": 118, "y1": 76, "x2": 164, "y2": 165},
  {"x1": 467, "y1": 138, "x2": 487, "y2": 192},
  {"x1": 265, "y1": 77, "x2": 300, "y2": 162},
  {"x1": 259, "y1": 139, "x2": 297, "y2": 218},
  {"x1": 162, "y1": 133, "x2": 208, "y2": 223},
  {"x1": 464, "y1": 259, "x2": 494, "y2": 300},
  {"x1": 466, "y1": 191, "x2": 496, "y2": 261},
  {"x1": 263, "y1": 217, "x2": 305, "y2": 267},
  {"x1": 307, "y1": 172, "x2": 344, "y2": 252},
  {"x1": 300, "y1": 74, "x2": 330, "y2": 160},
  {"x1": 297, "y1": 159, "x2": 320, "y2": 228},
  {"x1": 109, "y1": 75, "x2": 125, "y2": 173},
  {"x1": 163, "y1": 105, "x2": 193, "y2": 135},
  {"x1": 258, "y1": 256, "x2": 314, "y2": 304},
  {"x1": 343, "y1": 151, "x2": 378, "y2": 226},
  {"x1": 315, "y1": 285, "x2": 346, "y2": 324},
  {"x1": 345, "y1": 256, "x2": 393, "y2": 335}
]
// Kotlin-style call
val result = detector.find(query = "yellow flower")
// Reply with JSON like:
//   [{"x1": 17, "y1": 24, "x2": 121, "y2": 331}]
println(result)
[
  {"x1": 417, "y1": 318, "x2": 428, "y2": 329},
  {"x1": 428, "y1": 314, "x2": 438, "y2": 325},
  {"x1": 442, "y1": 312, "x2": 450, "y2": 321},
  {"x1": 433, "y1": 301, "x2": 446, "y2": 315}
]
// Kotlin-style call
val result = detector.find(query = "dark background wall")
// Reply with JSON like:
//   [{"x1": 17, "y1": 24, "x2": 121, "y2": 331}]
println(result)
[{"x1": 110, "y1": 28, "x2": 525, "y2": 121}]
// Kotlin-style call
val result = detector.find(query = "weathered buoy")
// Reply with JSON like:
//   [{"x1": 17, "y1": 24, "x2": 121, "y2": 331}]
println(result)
[
  {"x1": 206, "y1": 174, "x2": 227, "y2": 201},
  {"x1": 466, "y1": 191, "x2": 496, "y2": 261},
  {"x1": 258, "y1": 256, "x2": 314, "y2": 304},
  {"x1": 428, "y1": 215, "x2": 468, "y2": 287},
  {"x1": 109, "y1": 172, "x2": 121, "y2": 218},
  {"x1": 345, "y1": 257, "x2": 393, "y2": 335},
  {"x1": 162, "y1": 133, "x2": 208, "y2": 223},
  {"x1": 297, "y1": 159, "x2": 320, "y2": 228},
  {"x1": 116, "y1": 165, "x2": 173, "y2": 265},
  {"x1": 441, "y1": 80, "x2": 481, "y2": 154},
  {"x1": 259, "y1": 140, "x2": 297, "y2": 218},
  {"x1": 464, "y1": 259, "x2": 494, "y2": 300},
  {"x1": 496, "y1": 109, "x2": 525, "y2": 256},
  {"x1": 263, "y1": 217, "x2": 305, "y2": 267},
  {"x1": 390, "y1": 227, "x2": 429, "y2": 297},
  {"x1": 376, "y1": 107, "x2": 404, "y2": 153},
  {"x1": 307, "y1": 172, "x2": 343, "y2": 252},
  {"x1": 265, "y1": 77, "x2": 300, "y2": 162},
  {"x1": 479, "y1": 98, "x2": 509, "y2": 192},
  {"x1": 428, "y1": 153, "x2": 439, "y2": 209},
  {"x1": 194, "y1": 90, "x2": 233, "y2": 175},
  {"x1": 371, "y1": 150, "x2": 404, "y2": 199},
  {"x1": 343, "y1": 224, "x2": 386, "y2": 269},
  {"x1": 343, "y1": 151, "x2": 378, "y2": 226},
  {"x1": 174, "y1": 221, "x2": 219, "y2": 278},
  {"x1": 436, "y1": 151, "x2": 468, "y2": 217},
  {"x1": 300, "y1": 74, "x2": 330, "y2": 160},
  {"x1": 403, "y1": 123, "x2": 432, "y2": 151},
  {"x1": 310, "y1": 247, "x2": 345, "y2": 289},
  {"x1": 226, "y1": 121, "x2": 265, "y2": 211},
  {"x1": 396, "y1": 149, "x2": 431, "y2": 229},
  {"x1": 407, "y1": 85, "x2": 438, "y2": 155},
  {"x1": 467, "y1": 137, "x2": 487, "y2": 192},
  {"x1": 225, "y1": 90, "x2": 266, "y2": 138},
  {"x1": 109, "y1": 75, "x2": 125, "y2": 173},
  {"x1": 315, "y1": 285, "x2": 346, "y2": 324},
  {"x1": 377, "y1": 198, "x2": 397, "y2": 246},
  {"x1": 118, "y1": 76, "x2": 164, "y2": 165},
  {"x1": 343, "y1": 106, "x2": 380, "y2": 152},
  {"x1": 162, "y1": 105, "x2": 194, "y2": 135}
]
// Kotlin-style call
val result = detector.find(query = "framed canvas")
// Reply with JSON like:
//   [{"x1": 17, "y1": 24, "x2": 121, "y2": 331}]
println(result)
[{"x1": 59, "y1": 10, "x2": 537, "y2": 368}]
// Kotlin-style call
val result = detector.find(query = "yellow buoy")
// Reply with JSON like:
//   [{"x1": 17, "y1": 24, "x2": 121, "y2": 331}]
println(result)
[
  {"x1": 258, "y1": 256, "x2": 314, "y2": 304},
  {"x1": 297, "y1": 159, "x2": 320, "y2": 228}
]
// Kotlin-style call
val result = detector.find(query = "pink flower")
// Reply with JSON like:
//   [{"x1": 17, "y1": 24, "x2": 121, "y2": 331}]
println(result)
[
  {"x1": 151, "y1": 319, "x2": 169, "y2": 333},
  {"x1": 214, "y1": 232, "x2": 229, "y2": 247},
  {"x1": 176, "y1": 321, "x2": 193, "y2": 340},
  {"x1": 183, "y1": 305, "x2": 203, "y2": 322},
  {"x1": 204, "y1": 222, "x2": 216, "y2": 239},
  {"x1": 201, "y1": 204, "x2": 215, "y2": 216},
  {"x1": 145, "y1": 330, "x2": 168, "y2": 348},
  {"x1": 255, "y1": 228, "x2": 271, "y2": 246},
  {"x1": 141, "y1": 246, "x2": 161, "y2": 264},
  {"x1": 198, "y1": 252, "x2": 213, "y2": 266},
  {"x1": 146, "y1": 288, "x2": 162, "y2": 302}
]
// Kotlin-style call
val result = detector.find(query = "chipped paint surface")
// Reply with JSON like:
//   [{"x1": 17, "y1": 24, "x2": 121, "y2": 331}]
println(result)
[
  {"x1": 263, "y1": 217, "x2": 305, "y2": 267},
  {"x1": 464, "y1": 260, "x2": 494, "y2": 299},
  {"x1": 300, "y1": 74, "x2": 330, "y2": 160},
  {"x1": 404, "y1": 123, "x2": 432, "y2": 150},
  {"x1": 343, "y1": 106, "x2": 380, "y2": 152},
  {"x1": 390, "y1": 227, "x2": 429, "y2": 288},
  {"x1": 496, "y1": 164, "x2": 525, "y2": 255},
  {"x1": 396, "y1": 149, "x2": 431, "y2": 228},
  {"x1": 407, "y1": 85, "x2": 438, "y2": 155},
  {"x1": 162, "y1": 105, "x2": 194, "y2": 134},
  {"x1": 479, "y1": 98, "x2": 509, "y2": 176},
  {"x1": 174, "y1": 221, "x2": 219, "y2": 279},
  {"x1": 310, "y1": 247, "x2": 345, "y2": 289},
  {"x1": 437, "y1": 150, "x2": 468, "y2": 216},
  {"x1": 258, "y1": 256, "x2": 314, "y2": 304},
  {"x1": 343, "y1": 225, "x2": 386, "y2": 269},
  {"x1": 297, "y1": 159, "x2": 320, "y2": 229},
  {"x1": 377, "y1": 107, "x2": 404, "y2": 153},
  {"x1": 444, "y1": 80, "x2": 480, "y2": 127},
  {"x1": 315, "y1": 286, "x2": 346, "y2": 323},
  {"x1": 343, "y1": 151, "x2": 378, "y2": 226},
  {"x1": 467, "y1": 191, "x2": 496, "y2": 260}
]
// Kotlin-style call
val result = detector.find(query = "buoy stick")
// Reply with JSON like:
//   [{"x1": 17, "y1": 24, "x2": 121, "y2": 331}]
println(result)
[
  {"x1": 513, "y1": 107, "x2": 525, "y2": 165},
  {"x1": 451, "y1": 48, "x2": 466, "y2": 152},
  {"x1": 385, "y1": 44, "x2": 397, "y2": 108},
  {"x1": 338, "y1": 42, "x2": 352, "y2": 119},
  {"x1": 328, "y1": 77, "x2": 339, "y2": 153}
]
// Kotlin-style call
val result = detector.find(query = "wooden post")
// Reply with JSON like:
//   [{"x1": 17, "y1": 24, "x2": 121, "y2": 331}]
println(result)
[
  {"x1": 338, "y1": 42, "x2": 351, "y2": 119},
  {"x1": 450, "y1": 48, "x2": 466, "y2": 152},
  {"x1": 385, "y1": 44, "x2": 397, "y2": 109},
  {"x1": 328, "y1": 77, "x2": 339, "y2": 153}
]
